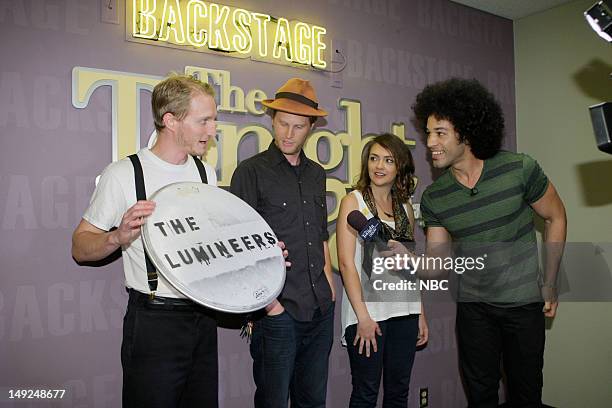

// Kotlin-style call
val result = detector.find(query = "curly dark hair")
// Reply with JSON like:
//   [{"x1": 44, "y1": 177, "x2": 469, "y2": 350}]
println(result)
[
  {"x1": 411, "y1": 78, "x2": 504, "y2": 160},
  {"x1": 355, "y1": 133, "x2": 416, "y2": 203}
]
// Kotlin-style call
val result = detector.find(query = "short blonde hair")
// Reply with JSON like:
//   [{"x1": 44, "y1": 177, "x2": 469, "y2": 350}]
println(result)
[{"x1": 152, "y1": 74, "x2": 215, "y2": 131}]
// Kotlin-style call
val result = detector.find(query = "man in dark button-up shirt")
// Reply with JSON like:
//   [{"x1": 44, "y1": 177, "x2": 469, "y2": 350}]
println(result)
[{"x1": 230, "y1": 78, "x2": 334, "y2": 408}]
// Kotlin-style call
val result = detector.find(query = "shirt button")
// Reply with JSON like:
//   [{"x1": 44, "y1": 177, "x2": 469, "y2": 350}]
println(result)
[
  {"x1": 283, "y1": 202, "x2": 287, "y2": 206},
  {"x1": 306, "y1": 221, "x2": 310, "y2": 226},
  {"x1": 312, "y1": 283, "x2": 316, "y2": 288},
  {"x1": 310, "y1": 264, "x2": 314, "y2": 268},
  {"x1": 303, "y1": 200, "x2": 307, "y2": 204},
  {"x1": 308, "y1": 242, "x2": 312, "y2": 246}
]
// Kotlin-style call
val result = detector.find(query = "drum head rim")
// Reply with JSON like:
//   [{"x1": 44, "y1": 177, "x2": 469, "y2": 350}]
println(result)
[{"x1": 142, "y1": 182, "x2": 286, "y2": 313}]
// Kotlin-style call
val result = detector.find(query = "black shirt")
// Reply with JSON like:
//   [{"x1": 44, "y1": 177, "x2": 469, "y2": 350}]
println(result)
[{"x1": 230, "y1": 142, "x2": 332, "y2": 321}]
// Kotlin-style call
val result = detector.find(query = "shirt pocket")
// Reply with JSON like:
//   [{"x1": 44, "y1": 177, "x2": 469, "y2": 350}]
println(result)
[{"x1": 263, "y1": 194, "x2": 297, "y2": 229}]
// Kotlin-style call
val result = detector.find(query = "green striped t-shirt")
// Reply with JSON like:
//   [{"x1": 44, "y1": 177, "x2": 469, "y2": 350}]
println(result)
[{"x1": 421, "y1": 151, "x2": 549, "y2": 304}]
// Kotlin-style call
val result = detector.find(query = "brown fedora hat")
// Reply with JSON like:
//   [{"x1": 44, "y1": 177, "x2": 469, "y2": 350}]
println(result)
[{"x1": 262, "y1": 78, "x2": 328, "y2": 117}]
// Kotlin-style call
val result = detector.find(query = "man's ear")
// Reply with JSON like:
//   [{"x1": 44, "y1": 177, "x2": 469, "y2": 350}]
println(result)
[
  {"x1": 162, "y1": 112, "x2": 177, "y2": 131},
  {"x1": 458, "y1": 133, "x2": 468, "y2": 145},
  {"x1": 309, "y1": 117, "x2": 318, "y2": 131}
]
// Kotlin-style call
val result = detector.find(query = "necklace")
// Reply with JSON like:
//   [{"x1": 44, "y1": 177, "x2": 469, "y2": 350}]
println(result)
[
  {"x1": 371, "y1": 189, "x2": 394, "y2": 219},
  {"x1": 376, "y1": 201, "x2": 393, "y2": 218}
]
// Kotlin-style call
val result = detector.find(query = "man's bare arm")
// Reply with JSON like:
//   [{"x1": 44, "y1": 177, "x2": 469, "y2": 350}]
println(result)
[
  {"x1": 530, "y1": 182, "x2": 567, "y2": 317},
  {"x1": 72, "y1": 200, "x2": 155, "y2": 262}
]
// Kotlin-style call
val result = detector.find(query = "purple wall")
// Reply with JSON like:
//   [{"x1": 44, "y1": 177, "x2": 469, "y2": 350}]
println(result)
[{"x1": 0, "y1": 0, "x2": 515, "y2": 406}]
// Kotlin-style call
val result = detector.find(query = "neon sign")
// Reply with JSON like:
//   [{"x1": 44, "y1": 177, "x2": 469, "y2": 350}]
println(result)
[{"x1": 128, "y1": 0, "x2": 327, "y2": 69}]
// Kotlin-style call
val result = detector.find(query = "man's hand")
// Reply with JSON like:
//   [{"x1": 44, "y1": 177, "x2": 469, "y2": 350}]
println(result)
[
  {"x1": 380, "y1": 239, "x2": 414, "y2": 258},
  {"x1": 323, "y1": 241, "x2": 335, "y2": 301},
  {"x1": 329, "y1": 281, "x2": 337, "y2": 302},
  {"x1": 111, "y1": 200, "x2": 156, "y2": 246},
  {"x1": 543, "y1": 301, "x2": 558, "y2": 318},
  {"x1": 265, "y1": 299, "x2": 285, "y2": 316},
  {"x1": 378, "y1": 240, "x2": 417, "y2": 273},
  {"x1": 541, "y1": 282, "x2": 558, "y2": 318},
  {"x1": 277, "y1": 240, "x2": 291, "y2": 268},
  {"x1": 72, "y1": 200, "x2": 155, "y2": 262},
  {"x1": 265, "y1": 241, "x2": 290, "y2": 316}
]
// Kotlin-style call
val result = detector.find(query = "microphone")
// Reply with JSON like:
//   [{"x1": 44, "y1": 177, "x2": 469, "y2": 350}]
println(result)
[
  {"x1": 347, "y1": 210, "x2": 414, "y2": 276},
  {"x1": 470, "y1": 187, "x2": 479, "y2": 196},
  {"x1": 347, "y1": 210, "x2": 389, "y2": 250}
]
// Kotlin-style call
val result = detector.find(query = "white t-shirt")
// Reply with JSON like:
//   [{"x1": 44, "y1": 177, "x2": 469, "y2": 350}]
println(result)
[
  {"x1": 83, "y1": 148, "x2": 217, "y2": 298},
  {"x1": 340, "y1": 190, "x2": 421, "y2": 345}
]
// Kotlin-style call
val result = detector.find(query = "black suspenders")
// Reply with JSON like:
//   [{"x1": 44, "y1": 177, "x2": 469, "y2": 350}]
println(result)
[
  {"x1": 192, "y1": 155, "x2": 209, "y2": 185},
  {"x1": 127, "y1": 154, "x2": 208, "y2": 294}
]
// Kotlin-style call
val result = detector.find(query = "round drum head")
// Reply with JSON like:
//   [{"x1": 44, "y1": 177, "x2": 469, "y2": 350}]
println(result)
[{"x1": 142, "y1": 182, "x2": 286, "y2": 313}]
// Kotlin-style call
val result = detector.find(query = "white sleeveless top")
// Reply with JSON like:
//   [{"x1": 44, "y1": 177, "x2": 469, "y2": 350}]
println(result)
[{"x1": 340, "y1": 190, "x2": 421, "y2": 345}]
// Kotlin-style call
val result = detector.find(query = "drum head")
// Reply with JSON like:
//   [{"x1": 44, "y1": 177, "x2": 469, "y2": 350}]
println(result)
[{"x1": 142, "y1": 182, "x2": 286, "y2": 313}]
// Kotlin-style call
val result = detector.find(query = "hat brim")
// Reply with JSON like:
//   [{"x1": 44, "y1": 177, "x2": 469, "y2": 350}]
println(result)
[{"x1": 262, "y1": 98, "x2": 328, "y2": 117}]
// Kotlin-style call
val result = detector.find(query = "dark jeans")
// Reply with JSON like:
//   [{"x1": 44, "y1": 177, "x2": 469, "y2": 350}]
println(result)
[
  {"x1": 344, "y1": 315, "x2": 419, "y2": 408},
  {"x1": 456, "y1": 302, "x2": 545, "y2": 408},
  {"x1": 121, "y1": 290, "x2": 218, "y2": 408},
  {"x1": 250, "y1": 303, "x2": 335, "y2": 408}
]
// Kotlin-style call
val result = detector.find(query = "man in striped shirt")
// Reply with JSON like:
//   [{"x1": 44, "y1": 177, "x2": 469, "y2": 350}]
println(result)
[{"x1": 412, "y1": 78, "x2": 566, "y2": 407}]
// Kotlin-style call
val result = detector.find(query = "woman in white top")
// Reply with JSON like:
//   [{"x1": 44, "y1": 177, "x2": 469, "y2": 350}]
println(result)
[{"x1": 337, "y1": 133, "x2": 428, "y2": 407}]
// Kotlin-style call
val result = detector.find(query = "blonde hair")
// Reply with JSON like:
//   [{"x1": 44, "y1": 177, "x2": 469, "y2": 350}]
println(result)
[{"x1": 152, "y1": 73, "x2": 215, "y2": 131}]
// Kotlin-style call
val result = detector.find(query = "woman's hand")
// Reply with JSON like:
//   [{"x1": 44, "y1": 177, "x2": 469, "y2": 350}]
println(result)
[
  {"x1": 353, "y1": 317, "x2": 382, "y2": 357},
  {"x1": 416, "y1": 313, "x2": 429, "y2": 346}
]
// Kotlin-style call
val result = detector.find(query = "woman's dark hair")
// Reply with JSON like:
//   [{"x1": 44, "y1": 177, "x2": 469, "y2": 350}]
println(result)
[
  {"x1": 355, "y1": 133, "x2": 415, "y2": 202},
  {"x1": 412, "y1": 78, "x2": 504, "y2": 159}
]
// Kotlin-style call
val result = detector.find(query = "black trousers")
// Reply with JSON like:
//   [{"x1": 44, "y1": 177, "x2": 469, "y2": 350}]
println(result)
[
  {"x1": 344, "y1": 315, "x2": 419, "y2": 408},
  {"x1": 456, "y1": 302, "x2": 545, "y2": 408},
  {"x1": 121, "y1": 290, "x2": 218, "y2": 408}
]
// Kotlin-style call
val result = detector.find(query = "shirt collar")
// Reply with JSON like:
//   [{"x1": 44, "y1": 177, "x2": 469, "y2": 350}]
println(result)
[{"x1": 266, "y1": 141, "x2": 309, "y2": 168}]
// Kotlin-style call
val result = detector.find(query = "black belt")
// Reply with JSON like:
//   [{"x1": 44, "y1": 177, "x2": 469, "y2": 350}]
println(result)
[
  {"x1": 128, "y1": 288, "x2": 196, "y2": 308},
  {"x1": 148, "y1": 296, "x2": 195, "y2": 307}
]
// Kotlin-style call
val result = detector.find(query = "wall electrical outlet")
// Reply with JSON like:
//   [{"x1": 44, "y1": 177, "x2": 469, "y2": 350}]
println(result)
[{"x1": 419, "y1": 387, "x2": 429, "y2": 407}]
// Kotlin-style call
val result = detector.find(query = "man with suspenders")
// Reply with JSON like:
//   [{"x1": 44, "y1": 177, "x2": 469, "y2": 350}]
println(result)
[{"x1": 72, "y1": 74, "x2": 219, "y2": 407}]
